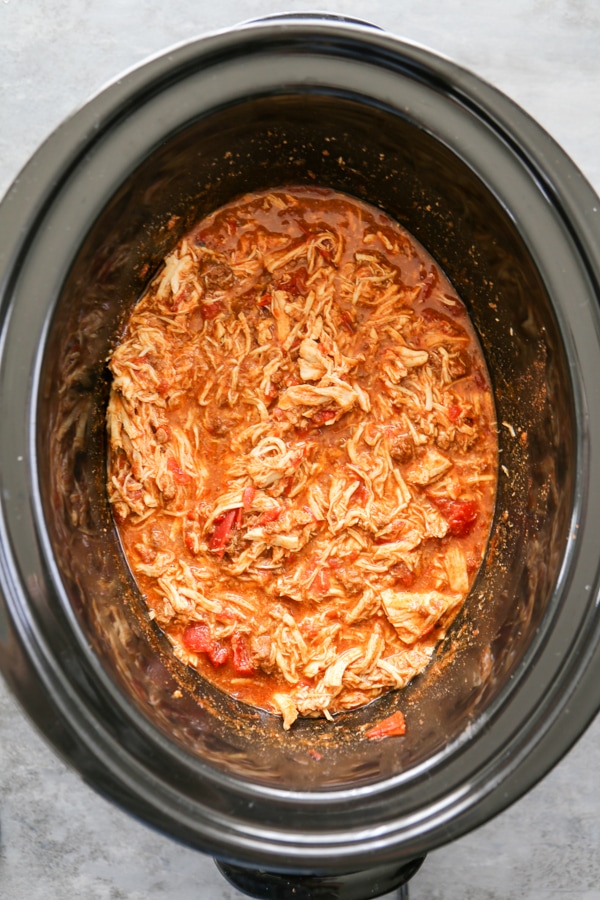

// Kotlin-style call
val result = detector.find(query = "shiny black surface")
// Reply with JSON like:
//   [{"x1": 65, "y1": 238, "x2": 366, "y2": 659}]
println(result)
[
  {"x1": 0, "y1": 14, "x2": 599, "y2": 882},
  {"x1": 216, "y1": 858, "x2": 424, "y2": 899}
]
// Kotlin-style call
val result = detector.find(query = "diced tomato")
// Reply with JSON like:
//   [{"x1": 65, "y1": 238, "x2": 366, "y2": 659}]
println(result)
[
  {"x1": 183, "y1": 622, "x2": 212, "y2": 652},
  {"x1": 242, "y1": 485, "x2": 256, "y2": 510},
  {"x1": 312, "y1": 568, "x2": 330, "y2": 595},
  {"x1": 311, "y1": 409, "x2": 337, "y2": 428},
  {"x1": 208, "y1": 643, "x2": 230, "y2": 666},
  {"x1": 307, "y1": 749, "x2": 323, "y2": 761},
  {"x1": 167, "y1": 457, "x2": 192, "y2": 484},
  {"x1": 257, "y1": 292, "x2": 272, "y2": 307},
  {"x1": 296, "y1": 409, "x2": 335, "y2": 435},
  {"x1": 365, "y1": 711, "x2": 406, "y2": 740},
  {"x1": 216, "y1": 607, "x2": 236, "y2": 623},
  {"x1": 202, "y1": 300, "x2": 223, "y2": 319},
  {"x1": 184, "y1": 532, "x2": 198, "y2": 554},
  {"x1": 186, "y1": 502, "x2": 208, "y2": 524},
  {"x1": 231, "y1": 633, "x2": 255, "y2": 675},
  {"x1": 257, "y1": 507, "x2": 282, "y2": 526},
  {"x1": 448, "y1": 404, "x2": 462, "y2": 422},
  {"x1": 235, "y1": 506, "x2": 243, "y2": 528},
  {"x1": 328, "y1": 551, "x2": 359, "y2": 569},
  {"x1": 432, "y1": 497, "x2": 478, "y2": 537},
  {"x1": 182, "y1": 623, "x2": 229, "y2": 668},
  {"x1": 157, "y1": 379, "x2": 170, "y2": 395},
  {"x1": 351, "y1": 482, "x2": 369, "y2": 506},
  {"x1": 208, "y1": 508, "x2": 237, "y2": 558}
]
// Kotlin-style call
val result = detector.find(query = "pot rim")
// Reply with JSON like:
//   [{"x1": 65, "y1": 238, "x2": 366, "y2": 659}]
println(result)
[{"x1": 1, "y1": 14, "x2": 600, "y2": 872}]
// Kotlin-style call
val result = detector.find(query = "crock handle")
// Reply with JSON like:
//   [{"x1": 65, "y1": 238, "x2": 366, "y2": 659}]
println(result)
[{"x1": 215, "y1": 856, "x2": 425, "y2": 899}]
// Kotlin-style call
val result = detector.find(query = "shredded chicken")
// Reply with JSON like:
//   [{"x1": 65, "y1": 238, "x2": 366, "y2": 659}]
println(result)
[{"x1": 107, "y1": 186, "x2": 498, "y2": 728}]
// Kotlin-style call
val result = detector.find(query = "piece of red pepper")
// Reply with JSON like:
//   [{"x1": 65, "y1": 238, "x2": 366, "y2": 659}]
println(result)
[
  {"x1": 365, "y1": 711, "x2": 406, "y2": 740},
  {"x1": 242, "y1": 485, "x2": 256, "y2": 510},
  {"x1": 208, "y1": 508, "x2": 237, "y2": 558}
]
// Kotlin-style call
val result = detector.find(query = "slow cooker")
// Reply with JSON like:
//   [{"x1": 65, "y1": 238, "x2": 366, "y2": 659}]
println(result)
[{"x1": 1, "y1": 15, "x2": 600, "y2": 899}]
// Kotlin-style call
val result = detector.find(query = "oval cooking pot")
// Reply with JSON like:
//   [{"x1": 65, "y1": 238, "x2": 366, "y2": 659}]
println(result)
[{"x1": 1, "y1": 13, "x2": 600, "y2": 891}]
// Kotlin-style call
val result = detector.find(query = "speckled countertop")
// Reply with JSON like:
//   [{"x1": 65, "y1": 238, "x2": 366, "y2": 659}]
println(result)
[{"x1": 1, "y1": 2, "x2": 599, "y2": 898}]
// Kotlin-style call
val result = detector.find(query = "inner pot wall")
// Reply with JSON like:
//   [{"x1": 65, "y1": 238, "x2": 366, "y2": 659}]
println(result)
[
  {"x1": 1, "y1": 20, "x2": 599, "y2": 873},
  {"x1": 38, "y1": 91, "x2": 575, "y2": 790}
]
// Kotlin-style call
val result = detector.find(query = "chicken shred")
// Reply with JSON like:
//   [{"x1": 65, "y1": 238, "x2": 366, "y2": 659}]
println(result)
[{"x1": 107, "y1": 186, "x2": 497, "y2": 728}]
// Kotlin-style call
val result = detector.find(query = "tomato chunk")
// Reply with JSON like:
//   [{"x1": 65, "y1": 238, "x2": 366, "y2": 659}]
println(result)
[
  {"x1": 365, "y1": 711, "x2": 406, "y2": 740},
  {"x1": 231, "y1": 633, "x2": 255, "y2": 675},
  {"x1": 351, "y1": 482, "x2": 369, "y2": 506},
  {"x1": 208, "y1": 643, "x2": 230, "y2": 666},
  {"x1": 312, "y1": 568, "x2": 330, "y2": 595},
  {"x1": 182, "y1": 623, "x2": 229, "y2": 667},
  {"x1": 433, "y1": 498, "x2": 478, "y2": 537},
  {"x1": 311, "y1": 409, "x2": 337, "y2": 428},
  {"x1": 167, "y1": 457, "x2": 191, "y2": 484},
  {"x1": 182, "y1": 622, "x2": 212, "y2": 653},
  {"x1": 202, "y1": 300, "x2": 223, "y2": 319},
  {"x1": 327, "y1": 551, "x2": 359, "y2": 569},
  {"x1": 257, "y1": 506, "x2": 282, "y2": 526}
]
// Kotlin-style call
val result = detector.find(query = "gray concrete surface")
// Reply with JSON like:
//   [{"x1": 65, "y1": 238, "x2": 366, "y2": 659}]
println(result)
[{"x1": 1, "y1": 1, "x2": 599, "y2": 898}]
